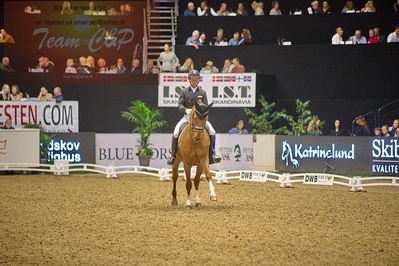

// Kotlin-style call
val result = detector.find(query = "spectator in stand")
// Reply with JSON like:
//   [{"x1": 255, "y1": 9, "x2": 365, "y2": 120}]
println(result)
[
  {"x1": 184, "y1": 2, "x2": 196, "y2": 16},
  {"x1": 84, "y1": 1, "x2": 96, "y2": 15},
  {"x1": 217, "y1": 2, "x2": 229, "y2": 16},
  {"x1": 238, "y1": 29, "x2": 252, "y2": 45},
  {"x1": 197, "y1": 1, "x2": 218, "y2": 16},
  {"x1": 212, "y1": 29, "x2": 227, "y2": 46},
  {"x1": 231, "y1": 58, "x2": 246, "y2": 73},
  {"x1": 387, "y1": 26, "x2": 399, "y2": 43},
  {"x1": 395, "y1": 128, "x2": 399, "y2": 137},
  {"x1": 144, "y1": 61, "x2": 159, "y2": 74},
  {"x1": 361, "y1": 0, "x2": 376, "y2": 12},
  {"x1": 178, "y1": 58, "x2": 194, "y2": 73},
  {"x1": 113, "y1": 58, "x2": 126, "y2": 73},
  {"x1": 61, "y1": 1, "x2": 73, "y2": 15},
  {"x1": 322, "y1": 1, "x2": 331, "y2": 14},
  {"x1": 108, "y1": 8, "x2": 118, "y2": 16},
  {"x1": 229, "y1": 120, "x2": 249, "y2": 134},
  {"x1": 221, "y1": 59, "x2": 234, "y2": 73},
  {"x1": 51, "y1": 87, "x2": 63, "y2": 103},
  {"x1": 330, "y1": 119, "x2": 346, "y2": 136},
  {"x1": 251, "y1": 1, "x2": 264, "y2": 15},
  {"x1": 354, "y1": 116, "x2": 370, "y2": 136},
  {"x1": 201, "y1": 61, "x2": 219, "y2": 73},
  {"x1": 3, "y1": 119, "x2": 14, "y2": 129},
  {"x1": 185, "y1": 30, "x2": 200, "y2": 49},
  {"x1": 97, "y1": 58, "x2": 107, "y2": 73},
  {"x1": 129, "y1": 59, "x2": 142, "y2": 74},
  {"x1": 199, "y1": 32, "x2": 207, "y2": 46},
  {"x1": 381, "y1": 125, "x2": 390, "y2": 137},
  {"x1": 0, "y1": 29, "x2": 15, "y2": 44},
  {"x1": 229, "y1": 32, "x2": 241, "y2": 46},
  {"x1": 269, "y1": 1, "x2": 282, "y2": 15},
  {"x1": 85, "y1": 56, "x2": 96, "y2": 73},
  {"x1": 65, "y1": 58, "x2": 77, "y2": 73},
  {"x1": 341, "y1": 1, "x2": 355, "y2": 13},
  {"x1": 308, "y1": 1, "x2": 323, "y2": 14},
  {"x1": 0, "y1": 57, "x2": 15, "y2": 72},
  {"x1": 119, "y1": 5, "x2": 127, "y2": 16},
  {"x1": 236, "y1": 2, "x2": 248, "y2": 16},
  {"x1": 374, "y1": 127, "x2": 382, "y2": 137},
  {"x1": 374, "y1": 28, "x2": 386, "y2": 42},
  {"x1": 395, "y1": 0, "x2": 399, "y2": 12},
  {"x1": 307, "y1": 119, "x2": 323, "y2": 135},
  {"x1": 36, "y1": 56, "x2": 45, "y2": 71},
  {"x1": 350, "y1": 30, "x2": 367, "y2": 44},
  {"x1": 10, "y1": 85, "x2": 22, "y2": 101},
  {"x1": 76, "y1": 57, "x2": 89, "y2": 73},
  {"x1": 43, "y1": 57, "x2": 55, "y2": 72},
  {"x1": 157, "y1": 43, "x2": 179, "y2": 72},
  {"x1": 332, "y1": 27, "x2": 344, "y2": 45},
  {"x1": 0, "y1": 84, "x2": 11, "y2": 101},
  {"x1": 368, "y1": 29, "x2": 379, "y2": 43},
  {"x1": 389, "y1": 119, "x2": 399, "y2": 136},
  {"x1": 37, "y1": 87, "x2": 53, "y2": 101},
  {"x1": 125, "y1": 4, "x2": 133, "y2": 16}
]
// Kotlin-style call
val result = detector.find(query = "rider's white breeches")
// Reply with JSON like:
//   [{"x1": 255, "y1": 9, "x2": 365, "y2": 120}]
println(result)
[{"x1": 173, "y1": 115, "x2": 216, "y2": 138}]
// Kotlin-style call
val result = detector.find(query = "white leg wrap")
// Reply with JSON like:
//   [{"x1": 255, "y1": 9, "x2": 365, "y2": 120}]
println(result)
[
  {"x1": 195, "y1": 190, "x2": 201, "y2": 203},
  {"x1": 208, "y1": 181, "x2": 216, "y2": 196}
]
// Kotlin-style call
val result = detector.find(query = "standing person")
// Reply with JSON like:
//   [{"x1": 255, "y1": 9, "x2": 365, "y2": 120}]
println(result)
[
  {"x1": 329, "y1": 119, "x2": 346, "y2": 136},
  {"x1": 269, "y1": 1, "x2": 282, "y2": 15},
  {"x1": 0, "y1": 84, "x2": 11, "y2": 101},
  {"x1": 157, "y1": 43, "x2": 179, "y2": 72},
  {"x1": 197, "y1": 1, "x2": 218, "y2": 16},
  {"x1": 236, "y1": 2, "x2": 248, "y2": 16},
  {"x1": 167, "y1": 70, "x2": 221, "y2": 165},
  {"x1": 10, "y1": 85, "x2": 23, "y2": 101},
  {"x1": 228, "y1": 120, "x2": 249, "y2": 134}
]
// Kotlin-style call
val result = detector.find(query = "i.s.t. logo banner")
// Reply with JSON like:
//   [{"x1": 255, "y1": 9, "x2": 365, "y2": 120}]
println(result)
[{"x1": 371, "y1": 139, "x2": 399, "y2": 174}]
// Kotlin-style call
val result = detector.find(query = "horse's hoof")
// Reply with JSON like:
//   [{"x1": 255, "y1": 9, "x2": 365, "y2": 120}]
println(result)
[
  {"x1": 171, "y1": 200, "x2": 178, "y2": 206},
  {"x1": 195, "y1": 202, "x2": 202, "y2": 208},
  {"x1": 210, "y1": 195, "x2": 217, "y2": 201},
  {"x1": 185, "y1": 205, "x2": 192, "y2": 209}
]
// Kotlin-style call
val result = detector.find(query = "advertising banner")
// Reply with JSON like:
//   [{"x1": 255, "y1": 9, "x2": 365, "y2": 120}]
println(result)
[
  {"x1": 214, "y1": 134, "x2": 253, "y2": 171},
  {"x1": 0, "y1": 129, "x2": 40, "y2": 164},
  {"x1": 275, "y1": 135, "x2": 399, "y2": 175},
  {"x1": 158, "y1": 73, "x2": 256, "y2": 107},
  {"x1": 0, "y1": 101, "x2": 79, "y2": 133},
  {"x1": 48, "y1": 132, "x2": 95, "y2": 163}
]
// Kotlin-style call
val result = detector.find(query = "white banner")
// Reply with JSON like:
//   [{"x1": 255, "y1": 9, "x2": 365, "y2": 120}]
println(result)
[
  {"x1": 158, "y1": 73, "x2": 256, "y2": 107},
  {"x1": 0, "y1": 129, "x2": 40, "y2": 164},
  {"x1": 214, "y1": 134, "x2": 253, "y2": 170},
  {"x1": 0, "y1": 101, "x2": 79, "y2": 133}
]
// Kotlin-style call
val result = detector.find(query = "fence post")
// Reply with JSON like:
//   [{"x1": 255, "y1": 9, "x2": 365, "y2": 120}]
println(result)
[
  {"x1": 350, "y1": 176, "x2": 364, "y2": 192},
  {"x1": 159, "y1": 168, "x2": 171, "y2": 181},
  {"x1": 216, "y1": 170, "x2": 228, "y2": 184},
  {"x1": 106, "y1": 166, "x2": 117, "y2": 179},
  {"x1": 279, "y1": 173, "x2": 292, "y2": 188}
]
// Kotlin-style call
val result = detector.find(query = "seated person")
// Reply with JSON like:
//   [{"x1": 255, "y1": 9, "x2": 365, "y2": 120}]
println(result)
[
  {"x1": 381, "y1": 125, "x2": 391, "y2": 137},
  {"x1": 197, "y1": 1, "x2": 218, "y2": 16},
  {"x1": 308, "y1": 1, "x2": 323, "y2": 14},
  {"x1": 0, "y1": 29, "x2": 15, "y2": 43},
  {"x1": 185, "y1": 30, "x2": 200, "y2": 49},
  {"x1": 217, "y1": 2, "x2": 229, "y2": 16},
  {"x1": 229, "y1": 120, "x2": 249, "y2": 134},
  {"x1": 11, "y1": 85, "x2": 23, "y2": 101},
  {"x1": 96, "y1": 58, "x2": 107, "y2": 73},
  {"x1": 178, "y1": 58, "x2": 194, "y2": 73},
  {"x1": 184, "y1": 2, "x2": 196, "y2": 16},
  {"x1": 0, "y1": 57, "x2": 15, "y2": 72},
  {"x1": 84, "y1": 1, "x2": 96, "y2": 15},
  {"x1": 341, "y1": 1, "x2": 355, "y2": 13},
  {"x1": 43, "y1": 57, "x2": 55, "y2": 72},
  {"x1": 331, "y1": 27, "x2": 344, "y2": 45},
  {"x1": 368, "y1": 29, "x2": 379, "y2": 43},
  {"x1": 52, "y1": 87, "x2": 64, "y2": 103},
  {"x1": 61, "y1": 1, "x2": 74, "y2": 15},
  {"x1": 1, "y1": 84, "x2": 11, "y2": 101},
  {"x1": 329, "y1": 120, "x2": 346, "y2": 136},
  {"x1": 199, "y1": 32, "x2": 207, "y2": 46},
  {"x1": 322, "y1": 1, "x2": 331, "y2": 14},
  {"x1": 212, "y1": 29, "x2": 227, "y2": 46},
  {"x1": 374, "y1": 127, "x2": 382, "y2": 137},
  {"x1": 361, "y1": 0, "x2": 376, "y2": 12},
  {"x1": 130, "y1": 59, "x2": 142, "y2": 74},
  {"x1": 269, "y1": 1, "x2": 282, "y2": 15},
  {"x1": 113, "y1": 58, "x2": 127, "y2": 73},
  {"x1": 387, "y1": 26, "x2": 399, "y2": 43},
  {"x1": 65, "y1": 58, "x2": 77, "y2": 73},
  {"x1": 3, "y1": 119, "x2": 14, "y2": 129},
  {"x1": 350, "y1": 30, "x2": 367, "y2": 44},
  {"x1": 389, "y1": 119, "x2": 399, "y2": 136},
  {"x1": 238, "y1": 29, "x2": 252, "y2": 45},
  {"x1": 201, "y1": 61, "x2": 219, "y2": 73},
  {"x1": 144, "y1": 61, "x2": 160, "y2": 74},
  {"x1": 236, "y1": 2, "x2": 248, "y2": 16},
  {"x1": 229, "y1": 32, "x2": 241, "y2": 46},
  {"x1": 221, "y1": 59, "x2": 234, "y2": 73},
  {"x1": 37, "y1": 87, "x2": 53, "y2": 101},
  {"x1": 374, "y1": 28, "x2": 386, "y2": 43},
  {"x1": 251, "y1": 1, "x2": 264, "y2": 15},
  {"x1": 231, "y1": 58, "x2": 246, "y2": 73},
  {"x1": 395, "y1": 0, "x2": 399, "y2": 12}
]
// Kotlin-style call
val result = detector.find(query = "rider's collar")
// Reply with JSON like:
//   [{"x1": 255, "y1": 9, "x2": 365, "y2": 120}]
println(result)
[{"x1": 190, "y1": 86, "x2": 198, "y2": 92}]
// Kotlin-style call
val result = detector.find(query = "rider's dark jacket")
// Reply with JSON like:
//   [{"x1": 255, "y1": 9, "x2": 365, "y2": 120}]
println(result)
[{"x1": 178, "y1": 86, "x2": 208, "y2": 115}]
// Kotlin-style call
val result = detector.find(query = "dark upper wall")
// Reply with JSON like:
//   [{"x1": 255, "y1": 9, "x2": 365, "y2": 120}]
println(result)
[
  {"x1": 178, "y1": 0, "x2": 396, "y2": 15},
  {"x1": 177, "y1": 13, "x2": 399, "y2": 45}
]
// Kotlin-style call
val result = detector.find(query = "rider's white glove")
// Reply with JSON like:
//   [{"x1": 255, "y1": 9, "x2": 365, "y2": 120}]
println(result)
[{"x1": 185, "y1": 109, "x2": 191, "y2": 115}]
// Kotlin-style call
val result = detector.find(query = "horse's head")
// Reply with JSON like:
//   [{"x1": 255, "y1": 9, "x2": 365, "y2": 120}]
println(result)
[{"x1": 190, "y1": 101, "x2": 213, "y2": 142}]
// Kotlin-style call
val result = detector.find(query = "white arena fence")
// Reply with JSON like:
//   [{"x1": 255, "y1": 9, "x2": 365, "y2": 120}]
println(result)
[{"x1": 1, "y1": 162, "x2": 398, "y2": 192}]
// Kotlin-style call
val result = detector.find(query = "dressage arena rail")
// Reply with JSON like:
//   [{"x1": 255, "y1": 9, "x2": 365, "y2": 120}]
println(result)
[{"x1": 0, "y1": 163, "x2": 398, "y2": 192}]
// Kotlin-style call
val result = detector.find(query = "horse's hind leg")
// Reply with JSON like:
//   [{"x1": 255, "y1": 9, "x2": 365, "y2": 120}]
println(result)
[
  {"x1": 202, "y1": 162, "x2": 217, "y2": 201},
  {"x1": 194, "y1": 166, "x2": 202, "y2": 207},
  {"x1": 184, "y1": 164, "x2": 193, "y2": 209},
  {"x1": 171, "y1": 159, "x2": 180, "y2": 206}
]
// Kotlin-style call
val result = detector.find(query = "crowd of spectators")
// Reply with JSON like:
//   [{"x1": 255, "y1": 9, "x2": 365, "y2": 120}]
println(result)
[
  {"x1": 332, "y1": 26, "x2": 399, "y2": 44},
  {"x1": 186, "y1": 28, "x2": 252, "y2": 48},
  {"x1": 0, "y1": 83, "x2": 64, "y2": 103},
  {"x1": 328, "y1": 117, "x2": 399, "y2": 137},
  {"x1": 182, "y1": 0, "x2": 392, "y2": 16}
]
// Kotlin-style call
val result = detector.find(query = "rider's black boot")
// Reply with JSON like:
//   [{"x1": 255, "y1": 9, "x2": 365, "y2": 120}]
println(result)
[
  {"x1": 209, "y1": 135, "x2": 221, "y2": 164},
  {"x1": 167, "y1": 138, "x2": 178, "y2": 165}
]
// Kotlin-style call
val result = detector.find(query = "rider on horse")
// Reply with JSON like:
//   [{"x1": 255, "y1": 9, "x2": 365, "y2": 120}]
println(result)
[{"x1": 167, "y1": 70, "x2": 221, "y2": 165}]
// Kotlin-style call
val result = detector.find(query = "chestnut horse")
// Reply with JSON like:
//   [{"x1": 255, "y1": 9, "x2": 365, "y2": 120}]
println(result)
[{"x1": 171, "y1": 101, "x2": 217, "y2": 208}]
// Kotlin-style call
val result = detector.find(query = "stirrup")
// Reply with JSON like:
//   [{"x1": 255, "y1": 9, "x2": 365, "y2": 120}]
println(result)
[
  {"x1": 167, "y1": 156, "x2": 176, "y2": 165},
  {"x1": 209, "y1": 155, "x2": 221, "y2": 164}
]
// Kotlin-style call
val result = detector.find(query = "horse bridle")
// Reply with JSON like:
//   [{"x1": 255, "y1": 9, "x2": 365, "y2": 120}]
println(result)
[{"x1": 189, "y1": 114, "x2": 206, "y2": 141}]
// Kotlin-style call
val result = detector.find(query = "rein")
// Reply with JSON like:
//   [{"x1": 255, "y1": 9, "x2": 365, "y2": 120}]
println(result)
[{"x1": 189, "y1": 113, "x2": 205, "y2": 141}]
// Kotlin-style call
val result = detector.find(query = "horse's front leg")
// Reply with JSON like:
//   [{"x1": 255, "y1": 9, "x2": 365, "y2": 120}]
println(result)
[
  {"x1": 194, "y1": 166, "x2": 202, "y2": 207},
  {"x1": 184, "y1": 164, "x2": 193, "y2": 209},
  {"x1": 171, "y1": 159, "x2": 180, "y2": 206},
  {"x1": 202, "y1": 162, "x2": 217, "y2": 201}
]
